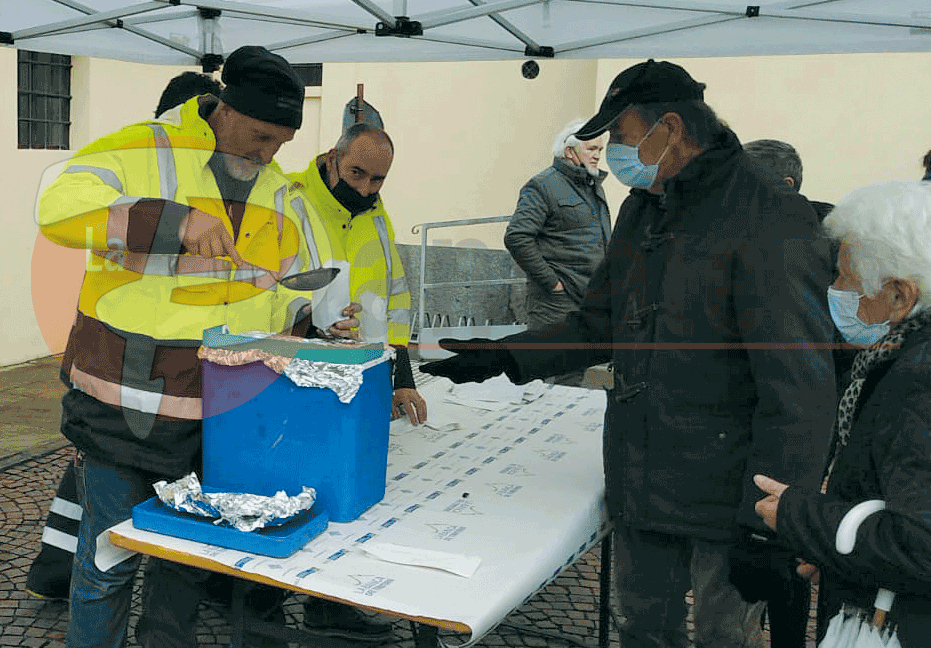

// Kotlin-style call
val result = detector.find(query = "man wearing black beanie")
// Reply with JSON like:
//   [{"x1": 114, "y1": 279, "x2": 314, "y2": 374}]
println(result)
[{"x1": 37, "y1": 45, "x2": 325, "y2": 648}]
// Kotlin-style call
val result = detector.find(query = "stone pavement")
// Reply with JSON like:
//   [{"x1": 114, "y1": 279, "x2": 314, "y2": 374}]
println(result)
[{"x1": 0, "y1": 355, "x2": 816, "y2": 647}]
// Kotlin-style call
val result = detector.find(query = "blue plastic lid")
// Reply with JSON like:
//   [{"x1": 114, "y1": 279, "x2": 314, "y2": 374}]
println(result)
[{"x1": 201, "y1": 326, "x2": 386, "y2": 366}]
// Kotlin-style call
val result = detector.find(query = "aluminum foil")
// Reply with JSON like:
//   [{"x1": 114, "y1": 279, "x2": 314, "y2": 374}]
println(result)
[
  {"x1": 284, "y1": 358, "x2": 365, "y2": 403},
  {"x1": 153, "y1": 473, "x2": 316, "y2": 532},
  {"x1": 198, "y1": 338, "x2": 393, "y2": 403}
]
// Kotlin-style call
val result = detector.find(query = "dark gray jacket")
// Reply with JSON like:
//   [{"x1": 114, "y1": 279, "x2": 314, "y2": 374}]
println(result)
[
  {"x1": 501, "y1": 128, "x2": 837, "y2": 542},
  {"x1": 504, "y1": 157, "x2": 611, "y2": 305},
  {"x1": 779, "y1": 323, "x2": 931, "y2": 647}
]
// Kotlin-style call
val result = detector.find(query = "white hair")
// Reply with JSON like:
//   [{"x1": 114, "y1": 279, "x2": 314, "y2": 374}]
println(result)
[
  {"x1": 823, "y1": 181, "x2": 931, "y2": 310},
  {"x1": 552, "y1": 118, "x2": 587, "y2": 159}
]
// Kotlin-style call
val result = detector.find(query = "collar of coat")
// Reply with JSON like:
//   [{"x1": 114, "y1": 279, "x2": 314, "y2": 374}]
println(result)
[
  {"x1": 285, "y1": 153, "x2": 384, "y2": 222},
  {"x1": 662, "y1": 127, "x2": 743, "y2": 197},
  {"x1": 552, "y1": 156, "x2": 608, "y2": 187}
]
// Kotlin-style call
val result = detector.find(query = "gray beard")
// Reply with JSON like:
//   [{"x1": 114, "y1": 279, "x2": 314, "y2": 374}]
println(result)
[{"x1": 221, "y1": 152, "x2": 262, "y2": 181}]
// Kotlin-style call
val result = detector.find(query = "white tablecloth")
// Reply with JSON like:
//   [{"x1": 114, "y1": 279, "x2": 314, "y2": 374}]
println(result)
[{"x1": 106, "y1": 376, "x2": 608, "y2": 645}]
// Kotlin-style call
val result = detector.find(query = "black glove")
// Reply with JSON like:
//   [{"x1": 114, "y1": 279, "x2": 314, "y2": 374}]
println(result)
[
  {"x1": 728, "y1": 528, "x2": 802, "y2": 603},
  {"x1": 418, "y1": 337, "x2": 513, "y2": 384}
]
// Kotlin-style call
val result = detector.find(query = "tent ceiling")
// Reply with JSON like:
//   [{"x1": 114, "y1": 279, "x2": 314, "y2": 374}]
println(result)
[{"x1": 2, "y1": 0, "x2": 930, "y2": 68}]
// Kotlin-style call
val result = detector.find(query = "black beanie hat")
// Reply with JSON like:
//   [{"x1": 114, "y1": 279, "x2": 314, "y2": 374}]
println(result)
[{"x1": 220, "y1": 45, "x2": 304, "y2": 129}]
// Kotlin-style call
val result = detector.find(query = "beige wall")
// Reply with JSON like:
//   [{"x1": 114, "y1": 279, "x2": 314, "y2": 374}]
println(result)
[
  {"x1": 3, "y1": 50, "x2": 931, "y2": 366},
  {"x1": 288, "y1": 59, "x2": 601, "y2": 248},
  {"x1": 595, "y1": 53, "x2": 931, "y2": 212}
]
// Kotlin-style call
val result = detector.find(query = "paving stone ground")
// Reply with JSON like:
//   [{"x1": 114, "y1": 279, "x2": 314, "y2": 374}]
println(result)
[{"x1": 2, "y1": 447, "x2": 623, "y2": 648}]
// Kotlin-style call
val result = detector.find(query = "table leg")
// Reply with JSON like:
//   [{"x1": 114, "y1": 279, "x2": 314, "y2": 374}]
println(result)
[
  {"x1": 230, "y1": 579, "x2": 248, "y2": 648},
  {"x1": 411, "y1": 620, "x2": 440, "y2": 648},
  {"x1": 598, "y1": 531, "x2": 613, "y2": 648}
]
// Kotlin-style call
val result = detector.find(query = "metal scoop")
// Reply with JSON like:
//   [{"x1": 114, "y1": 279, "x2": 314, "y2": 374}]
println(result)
[{"x1": 278, "y1": 267, "x2": 341, "y2": 291}]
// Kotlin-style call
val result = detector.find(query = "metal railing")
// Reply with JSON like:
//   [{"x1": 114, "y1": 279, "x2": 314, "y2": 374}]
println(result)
[{"x1": 411, "y1": 215, "x2": 526, "y2": 337}]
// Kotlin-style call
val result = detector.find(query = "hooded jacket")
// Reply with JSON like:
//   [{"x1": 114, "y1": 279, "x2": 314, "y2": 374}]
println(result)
[
  {"x1": 503, "y1": 128, "x2": 837, "y2": 541},
  {"x1": 285, "y1": 156, "x2": 411, "y2": 349},
  {"x1": 38, "y1": 96, "x2": 322, "y2": 473}
]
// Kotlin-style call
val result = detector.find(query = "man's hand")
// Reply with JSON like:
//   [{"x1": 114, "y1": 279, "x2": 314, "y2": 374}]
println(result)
[
  {"x1": 180, "y1": 209, "x2": 245, "y2": 266},
  {"x1": 327, "y1": 303, "x2": 362, "y2": 340},
  {"x1": 392, "y1": 388, "x2": 427, "y2": 425},
  {"x1": 754, "y1": 474, "x2": 789, "y2": 532},
  {"x1": 419, "y1": 338, "x2": 511, "y2": 384}
]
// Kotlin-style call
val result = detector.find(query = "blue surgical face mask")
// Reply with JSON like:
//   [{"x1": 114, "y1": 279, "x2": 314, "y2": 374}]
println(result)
[
  {"x1": 605, "y1": 120, "x2": 670, "y2": 189},
  {"x1": 827, "y1": 286, "x2": 890, "y2": 345}
]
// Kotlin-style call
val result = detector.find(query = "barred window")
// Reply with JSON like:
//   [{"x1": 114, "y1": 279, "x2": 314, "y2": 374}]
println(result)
[
  {"x1": 292, "y1": 63, "x2": 322, "y2": 87},
  {"x1": 18, "y1": 50, "x2": 71, "y2": 150}
]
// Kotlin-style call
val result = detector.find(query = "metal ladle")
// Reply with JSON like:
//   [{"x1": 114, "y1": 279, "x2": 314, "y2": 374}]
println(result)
[{"x1": 278, "y1": 267, "x2": 340, "y2": 291}]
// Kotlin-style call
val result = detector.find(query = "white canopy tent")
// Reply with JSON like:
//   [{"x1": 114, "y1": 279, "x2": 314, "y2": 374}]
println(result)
[{"x1": 2, "y1": 1, "x2": 931, "y2": 69}]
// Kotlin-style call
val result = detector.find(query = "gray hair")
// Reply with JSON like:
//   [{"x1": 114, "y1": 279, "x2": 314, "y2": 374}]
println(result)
[
  {"x1": 630, "y1": 100, "x2": 726, "y2": 151},
  {"x1": 743, "y1": 139, "x2": 803, "y2": 189},
  {"x1": 552, "y1": 118, "x2": 587, "y2": 159},
  {"x1": 823, "y1": 181, "x2": 931, "y2": 310},
  {"x1": 335, "y1": 122, "x2": 394, "y2": 160}
]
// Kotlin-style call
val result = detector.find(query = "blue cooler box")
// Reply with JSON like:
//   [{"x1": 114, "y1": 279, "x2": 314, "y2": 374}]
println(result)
[{"x1": 200, "y1": 328, "x2": 393, "y2": 523}]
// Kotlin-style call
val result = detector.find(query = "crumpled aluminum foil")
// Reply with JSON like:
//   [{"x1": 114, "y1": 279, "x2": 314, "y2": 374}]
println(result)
[
  {"x1": 283, "y1": 359, "x2": 365, "y2": 403},
  {"x1": 153, "y1": 473, "x2": 316, "y2": 532},
  {"x1": 198, "y1": 339, "x2": 393, "y2": 404}
]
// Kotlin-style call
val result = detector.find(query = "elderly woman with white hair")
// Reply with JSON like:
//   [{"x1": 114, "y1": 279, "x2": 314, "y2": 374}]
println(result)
[{"x1": 754, "y1": 181, "x2": 931, "y2": 647}]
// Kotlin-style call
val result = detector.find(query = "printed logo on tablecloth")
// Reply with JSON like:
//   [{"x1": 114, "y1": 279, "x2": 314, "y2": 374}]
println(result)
[
  {"x1": 499, "y1": 464, "x2": 535, "y2": 477},
  {"x1": 544, "y1": 433, "x2": 576, "y2": 445},
  {"x1": 443, "y1": 500, "x2": 482, "y2": 515},
  {"x1": 349, "y1": 575, "x2": 394, "y2": 597},
  {"x1": 296, "y1": 567, "x2": 319, "y2": 579},
  {"x1": 487, "y1": 483, "x2": 522, "y2": 497},
  {"x1": 426, "y1": 524, "x2": 467, "y2": 541},
  {"x1": 534, "y1": 449, "x2": 567, "y2": 462}
]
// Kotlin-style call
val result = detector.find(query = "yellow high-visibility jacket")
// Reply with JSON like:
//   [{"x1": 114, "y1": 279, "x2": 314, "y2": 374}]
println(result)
[
  {"x1": 285, "y1": 156, "x2": 411, "y2": 348},
  {"x1": 38, "y1": 96, "x2": 328, "y2": 430}
]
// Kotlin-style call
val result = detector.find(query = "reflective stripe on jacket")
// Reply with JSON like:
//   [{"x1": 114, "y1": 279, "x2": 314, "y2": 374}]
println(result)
[
  {"x1": 285, "y1": 156, "x2": 411, "y2": 346},
  {"x1": 38, "y1": 96, "x2": 323, "y2": 424}
]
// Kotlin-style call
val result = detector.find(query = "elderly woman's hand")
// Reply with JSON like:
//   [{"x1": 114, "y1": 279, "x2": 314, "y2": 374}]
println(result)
[{"x1": 754, "y1": 474, "x2": 789, "y2": 532}]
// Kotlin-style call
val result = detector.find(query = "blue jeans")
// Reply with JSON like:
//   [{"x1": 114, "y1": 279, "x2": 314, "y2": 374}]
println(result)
[
  {"x1": 69, "y1": 454, "x2": 215, "y2": 648},
  {"x1": 69, "y1": 454, "x2": 288, "y2": 648},
  {"x1": 69, "y1": 454, "x2": 152, "y2": 648}
]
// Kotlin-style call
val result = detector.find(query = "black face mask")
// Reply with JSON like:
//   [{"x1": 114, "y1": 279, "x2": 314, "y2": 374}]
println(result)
[{"x1": 329, "y1": 160, "x2": 378, "y2": 215}]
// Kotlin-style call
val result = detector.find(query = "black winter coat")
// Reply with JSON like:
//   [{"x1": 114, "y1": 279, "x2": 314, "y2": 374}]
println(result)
[
  {"x1": 504, "y1": 128, "x2": 837, "y2": 541},
  {"x1": 778, "y1": 325, "x2": 931, "y2": 647}
]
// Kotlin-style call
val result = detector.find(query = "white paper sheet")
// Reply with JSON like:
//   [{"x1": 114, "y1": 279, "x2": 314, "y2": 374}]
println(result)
[{"x1": 361, "y1": 542, "x2": 481, "y2": 578}]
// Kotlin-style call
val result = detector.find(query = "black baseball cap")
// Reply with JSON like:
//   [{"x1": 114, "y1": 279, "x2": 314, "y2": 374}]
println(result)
[
  {"x1": 575, "y1": 59, "x2": 705, "y2": 140},
  {"x1": 220, "y1": 45, "x2": 304, "y2": 129}
]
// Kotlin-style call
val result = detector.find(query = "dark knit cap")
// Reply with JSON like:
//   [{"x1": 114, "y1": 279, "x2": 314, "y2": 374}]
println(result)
[{"x1": 220, "y1": 45, "x2": 304, "y2": 129}]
